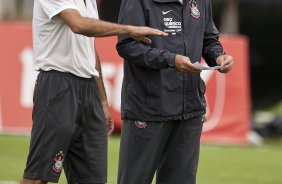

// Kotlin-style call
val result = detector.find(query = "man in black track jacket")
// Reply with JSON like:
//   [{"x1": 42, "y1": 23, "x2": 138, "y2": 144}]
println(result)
[{"x1": 116, "y1": 0, "x2": 234, "y2": 183}]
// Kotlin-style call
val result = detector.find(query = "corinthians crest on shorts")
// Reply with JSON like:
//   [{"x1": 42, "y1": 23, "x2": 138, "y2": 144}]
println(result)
[
  {"x1": 52, "y1": 151, "x2": 65, "y2": 173},
  {"x1": 189, "y1": 0, "x2": 201, "y2": 19},
  {"x1": 134, "y1": 121, "x2": 148, "y2": 129}
]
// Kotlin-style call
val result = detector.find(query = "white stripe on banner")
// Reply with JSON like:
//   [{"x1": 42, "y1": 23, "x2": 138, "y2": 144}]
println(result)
[{"x1": 0, "y1": 95, "x2": 3, "y2": 132}]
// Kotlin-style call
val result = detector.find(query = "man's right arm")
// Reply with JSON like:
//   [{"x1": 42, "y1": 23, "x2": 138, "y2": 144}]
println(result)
[{"x1": 58, "y1": 9, "x2": 167, "y2": 44}]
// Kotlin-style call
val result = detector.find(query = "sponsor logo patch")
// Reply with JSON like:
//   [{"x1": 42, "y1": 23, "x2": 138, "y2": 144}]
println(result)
[
  {"x1": 162, "y1": 10, "x2": 173, "y2": 15},
  {"x1": 134, "y1": 121, "x2": 148, "y2": 129},
  {"x1": 52, "y1": 151, "x2": 65, "y2": 174},
  {"x1": 162, "y1": 17, "x2": 182, "y2": 35}
]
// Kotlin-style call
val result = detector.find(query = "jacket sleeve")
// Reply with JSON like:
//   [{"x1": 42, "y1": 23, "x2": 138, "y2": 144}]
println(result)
[
  {"x1": 116, "y1": 0, "x2": 176, "y2": 69},
  {"x1": 202, "y1": 0, "x2": 225, "y2": 67}
]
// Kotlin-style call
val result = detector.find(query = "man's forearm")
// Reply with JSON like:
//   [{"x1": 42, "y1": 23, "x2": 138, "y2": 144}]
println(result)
[
  {"x1": 202, "y1": 36, "x2": 224, "y2": 66},
  {"x1": 94, "y1": 49, "x2": 115, "y2": 135},
  {"x1": 116, "y1": 38, "x2": 176, "y2": 69},
  {"x1": 75, "y1": 17, "x2": 132, "y2": 37},
  {"x1": 59, "y1": 9, "x2": 130, "y2": 37},
  {"x1": 94, "y1": 49, "x2": 109, "y2": 106}
]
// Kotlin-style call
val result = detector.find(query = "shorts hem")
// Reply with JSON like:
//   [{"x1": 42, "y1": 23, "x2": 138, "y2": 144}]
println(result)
[
  {"x1": 76, "y1": 177, "x2": 107, "y2": 183},
  {"x1": 23, "y1": 173, "x2": 59, "y2": 183}
]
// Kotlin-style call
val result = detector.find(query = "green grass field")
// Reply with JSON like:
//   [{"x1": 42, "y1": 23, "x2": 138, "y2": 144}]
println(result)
[{"x1": 0, "y1": 135, "x2": 282, "y2": 184}]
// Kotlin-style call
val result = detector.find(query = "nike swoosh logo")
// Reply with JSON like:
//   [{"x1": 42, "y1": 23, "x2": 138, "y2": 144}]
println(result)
[{"x1": 162, "y1": 10, "x2": 172, "y2": 15}]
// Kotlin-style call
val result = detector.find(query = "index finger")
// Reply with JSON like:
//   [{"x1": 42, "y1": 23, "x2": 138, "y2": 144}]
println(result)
[
  {"x1": 147, "y1": 28, "x2": 168, "y2": 36},
  {"x1": 224, "y1": 56, "x2": 233, "y2": 63},
  {"x1": 140, "y1": 37, "x2": 152, "y2": 44},
  {"x1": 221, "y1": 58, "x2": 233, "y2": 67}
]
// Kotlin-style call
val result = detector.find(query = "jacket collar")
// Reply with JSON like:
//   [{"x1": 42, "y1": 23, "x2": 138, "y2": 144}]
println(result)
[{"x1": 153, "y1": 0, "x2": 183, "y2": 3}]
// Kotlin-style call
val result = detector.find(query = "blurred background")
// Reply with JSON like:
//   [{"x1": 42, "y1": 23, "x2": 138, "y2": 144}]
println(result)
[{"x1": 0, "y1": 0, "x2": 282, "y2": 183}]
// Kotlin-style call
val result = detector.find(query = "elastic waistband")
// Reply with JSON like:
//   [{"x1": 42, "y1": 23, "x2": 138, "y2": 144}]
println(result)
[{"x1": 39, "y1": 70, "x2": 96, "y2": 82}]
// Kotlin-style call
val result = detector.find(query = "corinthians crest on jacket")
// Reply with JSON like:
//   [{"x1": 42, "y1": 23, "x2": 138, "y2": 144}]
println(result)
[{"x1": 189, "y1": 0, "x2": 201, "y2": 19}]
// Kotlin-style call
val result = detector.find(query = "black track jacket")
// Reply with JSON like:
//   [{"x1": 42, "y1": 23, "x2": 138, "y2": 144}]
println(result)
[{"x1": 117, "y1": 0, "x2": 224, "y2": 121}]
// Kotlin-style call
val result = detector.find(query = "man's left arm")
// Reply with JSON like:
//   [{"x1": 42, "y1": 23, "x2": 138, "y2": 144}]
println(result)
[
  {"x1": 202, "y1": 0, "x2": 234, "y2": 73},
  {"x1": 94, "y1": 49, "x2": 114, "y2": 135}
]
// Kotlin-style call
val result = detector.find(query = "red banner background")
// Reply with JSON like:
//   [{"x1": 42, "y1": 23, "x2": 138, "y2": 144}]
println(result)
[{"x1": 0, "y1": 23, "x2": 251, "y2": 144}]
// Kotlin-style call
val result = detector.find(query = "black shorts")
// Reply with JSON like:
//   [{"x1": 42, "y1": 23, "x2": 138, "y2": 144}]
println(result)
[
  {"x1": 118, "y1": 118, "x2": 203, "y2": 184},
  {"x1": 23, "y1": 70, "x2": 107, "y2": 183}
]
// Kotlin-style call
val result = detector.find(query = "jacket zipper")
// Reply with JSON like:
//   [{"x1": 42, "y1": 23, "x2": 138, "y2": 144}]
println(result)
[{"x1": 181, "y1": 3, "x2": 186, "y2": 119}]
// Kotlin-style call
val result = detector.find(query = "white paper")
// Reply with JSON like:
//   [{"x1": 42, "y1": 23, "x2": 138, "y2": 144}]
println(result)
[{"x1": 194, "y1": 62, "x2": 222, "y2": 70}]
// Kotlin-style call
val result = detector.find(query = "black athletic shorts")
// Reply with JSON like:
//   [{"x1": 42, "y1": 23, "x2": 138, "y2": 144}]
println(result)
[
  {"x1": 118, "y1": 117, "x2": 203, "y2": 184},
  {"x1": 23, "y1": 70, "x2": 107, "y2": 183}
]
